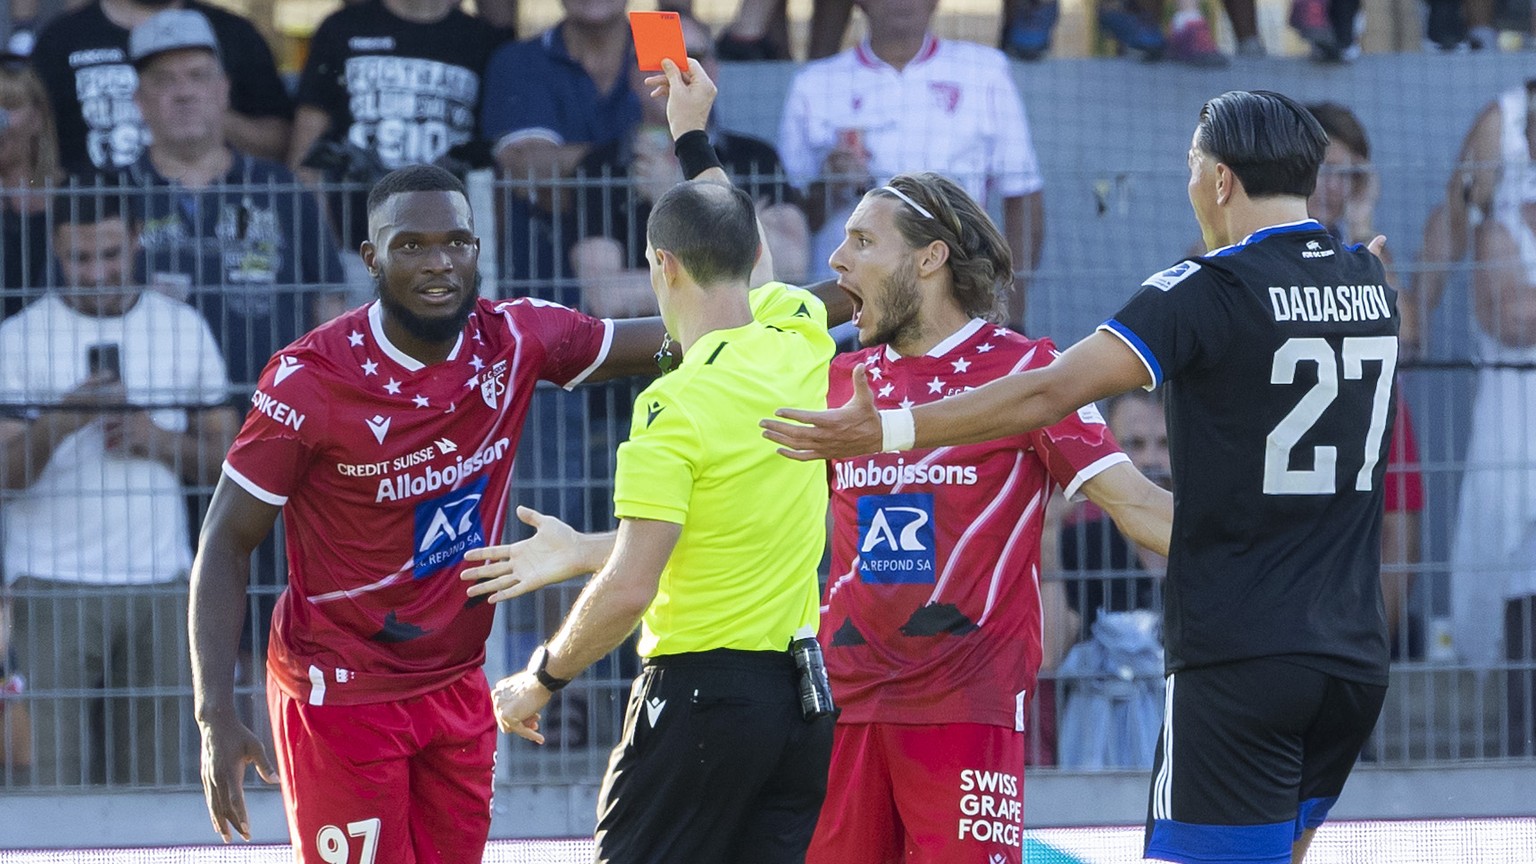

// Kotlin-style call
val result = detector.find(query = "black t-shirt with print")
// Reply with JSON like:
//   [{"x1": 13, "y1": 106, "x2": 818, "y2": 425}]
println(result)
[
  {"x1": 30, "y1": 0, "x2": 293, "y2": 172},
  {"x1": 295, "y1": 1, "x2": 505, "y2": 246},
  {"x1": 296, "y1": 2, "x2": 504, "y2": 170}
]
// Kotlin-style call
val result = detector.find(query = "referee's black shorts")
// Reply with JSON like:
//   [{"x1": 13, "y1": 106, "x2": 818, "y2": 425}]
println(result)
[
  {"x1": 1144, "y1": 656, "x2": 1387, "y2": 864},
  {"x1": 593, "y1": 648, "x2": 835, "y2": 864}
]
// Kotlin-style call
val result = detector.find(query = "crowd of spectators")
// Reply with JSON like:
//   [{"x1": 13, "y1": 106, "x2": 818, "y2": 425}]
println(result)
[{"x1": 0, "y1": 0, "x2": 1531, "y2": 787}]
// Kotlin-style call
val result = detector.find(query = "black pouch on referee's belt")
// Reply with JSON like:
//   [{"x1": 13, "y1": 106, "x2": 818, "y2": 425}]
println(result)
[{"x1": 789, "y1": 625, "x2": 836, "y2": 721}]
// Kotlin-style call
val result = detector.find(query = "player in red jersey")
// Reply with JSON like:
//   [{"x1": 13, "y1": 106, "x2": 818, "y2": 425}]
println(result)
[
  {"x1": 186, "y1": 165, "x2": 738, "y2": 863},
  {"x1": 806, "y1": 173, "x2": 1173, "y2": 864}
]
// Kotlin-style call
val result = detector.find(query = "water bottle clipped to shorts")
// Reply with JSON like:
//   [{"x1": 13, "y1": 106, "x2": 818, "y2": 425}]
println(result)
[{"x1": 789, "y1": 625, "x2": 836, "y2": 721}]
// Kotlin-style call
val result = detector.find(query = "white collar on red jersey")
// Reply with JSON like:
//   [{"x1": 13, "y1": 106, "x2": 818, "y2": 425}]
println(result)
[
  {"x1": 882, "y1": 318, "x2": 987, "y2": 362},
  {"x1": 367, "y1": 301, "x2": 464, "y2": 372},
  {"x1": 853, "y1": 33, "x2": 941, "y2": 71}
]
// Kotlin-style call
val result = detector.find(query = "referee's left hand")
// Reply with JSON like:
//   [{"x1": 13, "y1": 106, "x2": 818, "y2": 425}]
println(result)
[
  {"x1": 762, "y1": 363, "x2": 883, "y2": 461},
  {"x1": 492, "y1": 672, "x2": 550, "y2": 744}
]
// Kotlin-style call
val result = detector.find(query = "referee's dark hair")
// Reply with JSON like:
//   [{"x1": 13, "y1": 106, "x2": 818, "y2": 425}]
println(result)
[
  {"x1": 647, "y1": 180, "x2": 759, "y2": 286},
  {"x1": 367, "y1": 164, "x2": 467, "y2": 219},
  {"x1": 871, "y1": 172, "x2": 1013, "y2": 323},
  {"x1": 1197, "y1": 90, "x2": 1328, "y2": 200}
]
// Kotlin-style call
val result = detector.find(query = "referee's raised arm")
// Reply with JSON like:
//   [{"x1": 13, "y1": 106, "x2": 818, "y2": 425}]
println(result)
[{"x1": 578, "y1": 56, "x2": 850, "y2": 381}]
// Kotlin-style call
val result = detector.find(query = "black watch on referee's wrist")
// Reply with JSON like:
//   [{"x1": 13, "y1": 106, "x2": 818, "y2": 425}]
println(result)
[{"x1": 527, "y1": 644, "x2": 571, "y2": 692}]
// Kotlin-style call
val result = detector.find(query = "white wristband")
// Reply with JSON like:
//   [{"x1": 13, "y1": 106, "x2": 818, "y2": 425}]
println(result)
[{"x1": 878, "y1": 408, "x2": 916, "y2": 452}]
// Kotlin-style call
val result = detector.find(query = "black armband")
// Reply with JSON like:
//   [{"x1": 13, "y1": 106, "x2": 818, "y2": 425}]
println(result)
[{"x1": 674, "y1": 130, "x2": 723, "y2": 180}]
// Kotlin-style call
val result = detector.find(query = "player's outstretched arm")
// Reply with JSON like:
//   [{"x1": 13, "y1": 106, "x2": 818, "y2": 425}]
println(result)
[
  {"x1": 463, "y1": 507, "x2": 616, "y2": 604},
  {"x1": 763, "y1": 330, "x2": 1152, "y2": 460},
  {"x1": 1078, "y1": 461, "x2": 1173, "y2": 558},
  {"x1": 189, "y1": 477, "x2": 280, "y2": 843}
]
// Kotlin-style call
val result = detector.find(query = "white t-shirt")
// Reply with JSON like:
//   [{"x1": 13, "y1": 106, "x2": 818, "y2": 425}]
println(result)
[
  {"x1": 777, "y1": 34, "x2": 1044, "y2": 207},
  {"x1": 0, "y1": 291, "x2": 229, "y2": 584}
]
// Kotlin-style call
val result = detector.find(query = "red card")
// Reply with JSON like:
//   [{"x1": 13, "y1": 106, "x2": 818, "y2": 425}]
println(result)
[{"x1": 629, "y1": 11, "x2": 688, "y2": 73}]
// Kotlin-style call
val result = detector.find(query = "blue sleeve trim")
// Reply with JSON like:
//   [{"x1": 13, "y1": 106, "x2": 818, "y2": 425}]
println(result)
[
  {"x1": 1294, "y1": 795, "x2": 1340, "y2": 837},
  {"x1": 1146, "y1": 818, "x2": 1292, "y2": 864},
  {"x1": 1099, "y1": 319, "x2": 1164, "y2": 388}
]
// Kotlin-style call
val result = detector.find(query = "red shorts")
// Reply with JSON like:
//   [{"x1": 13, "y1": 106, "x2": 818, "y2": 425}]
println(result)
[
  {"x1": 267, "y1": 669, "x2": 497, "y2": 864},
  {"x1": 807, "y1": 722, "x2": 1026, "y2": 864}
]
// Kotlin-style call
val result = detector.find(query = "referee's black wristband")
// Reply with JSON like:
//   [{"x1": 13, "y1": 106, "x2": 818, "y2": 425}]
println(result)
[{"x1": 675, "y1": 130, "x2": 723, "y2": 180}]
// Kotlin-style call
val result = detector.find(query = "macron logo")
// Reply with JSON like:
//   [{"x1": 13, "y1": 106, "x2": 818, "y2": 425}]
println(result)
[
  {"x1": 434, "y1": 438, "x2": 457, "y2": 454},
  {"x1": 366, "y1": 414, "x2": 392, "y2": 445},
  {"x1": 274, "y1": 356, "x2": 304, "y2": 385},
  {"x1": 644, "y1": 697, "x2": 666, "y2": 727}
]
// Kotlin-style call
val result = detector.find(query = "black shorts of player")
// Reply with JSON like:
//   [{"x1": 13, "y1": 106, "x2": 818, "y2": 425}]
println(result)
[
  {"x1": 1144, "y1": 656, "x2": 1387, "y2": 864},
  {"x1": 593, "y1": 648, "x2": 835, "y2": 864}
]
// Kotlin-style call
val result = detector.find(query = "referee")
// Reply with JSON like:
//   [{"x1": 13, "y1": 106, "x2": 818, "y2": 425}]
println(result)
[
  {"x1": 765, "y1": 90, "x2": 1395, "y2": 864},
  {"x1": 488, "y1": 59, "x2": 836, "y2": 863}
]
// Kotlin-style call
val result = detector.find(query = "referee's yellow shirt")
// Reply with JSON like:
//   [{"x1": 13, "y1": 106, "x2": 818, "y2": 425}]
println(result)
[{"x1": 614, "y1": 282, "x2": 834, "y2": 658}]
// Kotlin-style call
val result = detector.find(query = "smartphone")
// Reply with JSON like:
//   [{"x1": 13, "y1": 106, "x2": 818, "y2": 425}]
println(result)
[
  {"x1": 87, "y1": 343, "x2": 121, "y2": 381},
  {"x1": 628, "y1": 11, "x2": 688, "y2": 73}
]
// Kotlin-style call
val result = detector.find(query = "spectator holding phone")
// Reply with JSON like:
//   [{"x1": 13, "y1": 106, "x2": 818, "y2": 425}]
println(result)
[{"x1": 0, "y1": 177, "x2": 237, "y2": 785}]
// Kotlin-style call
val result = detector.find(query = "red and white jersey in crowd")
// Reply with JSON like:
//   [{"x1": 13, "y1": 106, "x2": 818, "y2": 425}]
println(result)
[
  {"x1": 223, "y1": 298, "x2": 612, "y2": 706},
  {"x1": 823, "y1": 320, "x2": 1127, "y2": 729},
  {"x1": 777, "y1": 34, "x2": 1043, "y2": 209}
]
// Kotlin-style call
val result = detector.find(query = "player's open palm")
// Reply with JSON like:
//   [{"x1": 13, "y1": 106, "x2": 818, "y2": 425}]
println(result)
[
  {"x1": 199, "y1": 715, "x2": 277, "y2": 843},
  {"x1": 463, "y1": 507, "x2": 587, "y2": 603},
  {"x1": 762, "y1": 363, "x2": 883, "y2": 461}
]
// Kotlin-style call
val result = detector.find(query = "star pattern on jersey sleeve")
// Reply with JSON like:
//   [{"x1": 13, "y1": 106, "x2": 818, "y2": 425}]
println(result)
[
  {"x1": 878, "y1": 382, "x2": 895, "y2": 399},
  {"x1": 469, "y1": 355, "x2": 485, "y2": 372},
  {"x1": 900, "y1": 397, "x2": 914, "y2": 408},
  {"x1": 993, "y1": 327, "x2": 1009, "y2": 337},
  {"x1": 361, "y1": 359, "x2": 378, "y2": 376},
  {"x1": 413, "y1": 394, "x2": 429, "y2": 408},
  {"x1": 868, "y1": 366, "x2": 883, "y2": 380},
  {"x1": 348, "y1": 330, "x2": 364, "y2": 347},
  {"x1": 977, "y1": 342, "x2": 994, "y2": 353},
  {"x1": 927, "y1": 377, "x2": 945, "y2": 394},
  {"x1": 951, "y1": 357, "x2": 971, "y2": 373},
  {"x1": 384, "y1": 378, "x2": 402, "y2": 395}
]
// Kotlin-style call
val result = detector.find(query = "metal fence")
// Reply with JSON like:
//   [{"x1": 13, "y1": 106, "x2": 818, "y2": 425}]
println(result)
[{"x1": 3, "y1": 55, "x2": 1536, "y2": 792}]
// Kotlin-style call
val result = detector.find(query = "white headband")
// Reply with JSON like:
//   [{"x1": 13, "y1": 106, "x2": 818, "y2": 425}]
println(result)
[{"x1": 880, "y1": 185, "x2": 934, "y2": 220}]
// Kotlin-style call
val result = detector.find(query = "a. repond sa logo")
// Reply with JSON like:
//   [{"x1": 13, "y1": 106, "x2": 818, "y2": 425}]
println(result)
[
  {"x1": 857, "y1": 493, "x2": 936, "y2": 584},
  {"x1": 412, "y1": 475, "x2": 489, "y2": 578}
]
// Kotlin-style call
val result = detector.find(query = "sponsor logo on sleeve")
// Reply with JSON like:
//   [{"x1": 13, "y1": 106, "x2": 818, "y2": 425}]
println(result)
[
  {"x1": 412, "y1": 475, "x2": 489, "y2": 578},
  {"x1": 251, "y1": 390, "x2": 305, "y2": 432},
  {"x1": 1141, "y1": 260, "x2": 1201, "y2": 292},
  {"x1": 274, "y1": 355, "x2": 304, "y2": 385},
  {"x1": 857, "y1": 493, "x2": 936, "y2": 584}
]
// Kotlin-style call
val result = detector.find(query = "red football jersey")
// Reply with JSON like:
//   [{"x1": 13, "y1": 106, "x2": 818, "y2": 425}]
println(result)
[
  {"x1": 824, "y1": 320, "x2": 1127, "y2": 728},
  {"x1": 223, "y1": 298, "x2": 612, "y2": 705}
]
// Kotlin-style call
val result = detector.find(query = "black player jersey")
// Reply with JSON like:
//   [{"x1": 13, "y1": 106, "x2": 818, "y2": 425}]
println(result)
[{"x1": 1102, "y1": 219, "x2": 1395, "y2": 685}]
